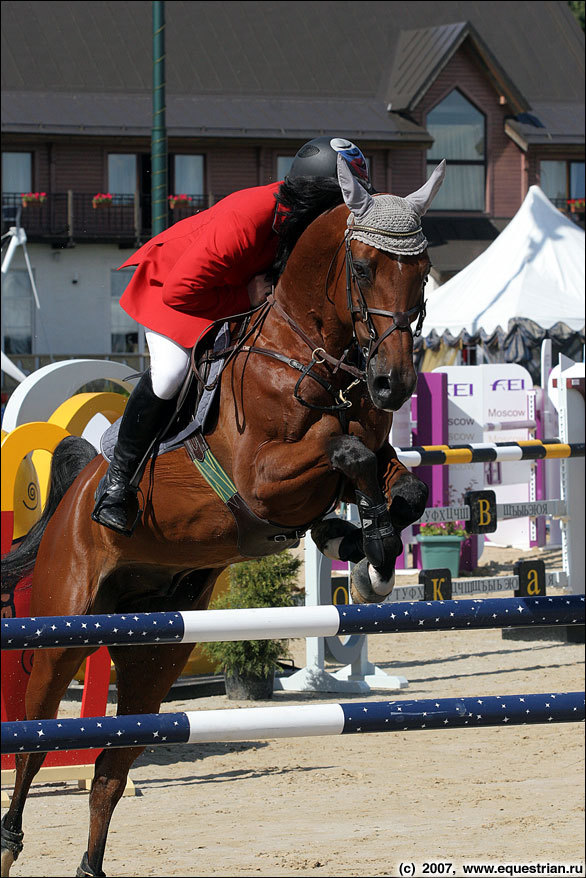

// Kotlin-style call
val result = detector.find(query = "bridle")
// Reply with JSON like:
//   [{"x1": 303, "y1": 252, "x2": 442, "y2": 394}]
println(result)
[
  {"x1": 277, "y1": 223, "x2": 428, "y2": 412},
  {"x1": 344, "y1": 224, "x2": 427, "y2": 371}
]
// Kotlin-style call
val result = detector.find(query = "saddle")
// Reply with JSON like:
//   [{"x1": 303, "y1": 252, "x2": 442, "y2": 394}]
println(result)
[{"x1": 100, "y1": 322, "x2": 309, "y2": 557}]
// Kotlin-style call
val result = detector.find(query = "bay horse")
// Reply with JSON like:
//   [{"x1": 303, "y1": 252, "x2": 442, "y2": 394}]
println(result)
[{"x1": 1, "y1": 156, "x2": 445, "y2": 878}]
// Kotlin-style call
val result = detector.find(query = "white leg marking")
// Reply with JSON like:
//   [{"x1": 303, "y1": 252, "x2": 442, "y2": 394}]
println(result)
[
  {"x1": 323, "y1": 537, "x2": 344, "y2": 560},
  {"x1": 367, "y1": 565, "x2": 396, "y2": 597}
]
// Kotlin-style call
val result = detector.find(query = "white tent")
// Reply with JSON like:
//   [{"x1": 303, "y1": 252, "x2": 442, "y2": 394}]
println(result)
[{"x1": 423, "y1": 186, "x2": 585, "y2": 337}]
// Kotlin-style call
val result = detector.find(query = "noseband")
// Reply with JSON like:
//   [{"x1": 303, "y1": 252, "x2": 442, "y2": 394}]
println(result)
[{"x1": 344, "y1": 226, "x2": 427, "y2": 369}]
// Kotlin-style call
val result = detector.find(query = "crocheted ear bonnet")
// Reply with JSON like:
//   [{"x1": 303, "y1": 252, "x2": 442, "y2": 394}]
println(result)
[{"x1": 337, "y1": 156, "x2": 446, "y2": 256}]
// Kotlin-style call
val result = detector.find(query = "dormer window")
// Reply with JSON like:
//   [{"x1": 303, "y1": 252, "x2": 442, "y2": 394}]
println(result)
[{"x1": 426, "y1": 89, "x2": 486, "y2": 211}]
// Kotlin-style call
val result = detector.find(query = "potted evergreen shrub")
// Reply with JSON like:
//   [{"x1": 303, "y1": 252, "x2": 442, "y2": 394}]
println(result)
[
  {"x1": 200, "y1": 551, "x2": 302, "y2": 700},
  {"x1": 416, "y1": 520, "x2": 467, "y2": 578}
]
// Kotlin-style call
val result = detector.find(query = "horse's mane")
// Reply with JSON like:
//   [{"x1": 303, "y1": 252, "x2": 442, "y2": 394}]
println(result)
[{"x1": 268, "y1": 176, "x2": 344, "y2": 284}]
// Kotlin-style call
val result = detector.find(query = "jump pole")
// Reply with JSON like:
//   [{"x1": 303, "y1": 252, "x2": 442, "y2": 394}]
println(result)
[
  {"x1": 2, "y1": 692, "x2": 584, "y2": 755},
  {"x1": 2, "y1": 596, "x2": 583, "y2": 651},
  {"x1": 394, "y1": 439, "x2": 584, "y2": 467}
]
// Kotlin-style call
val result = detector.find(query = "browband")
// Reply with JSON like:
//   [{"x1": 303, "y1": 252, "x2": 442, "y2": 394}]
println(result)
[{"x1": 349, "y1": 223, "x2": 423, "y2": 239}]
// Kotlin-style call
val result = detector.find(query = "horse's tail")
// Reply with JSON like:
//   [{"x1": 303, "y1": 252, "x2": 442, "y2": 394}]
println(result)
[{"x1": 1, "y1": 435, "x2": 98, "y2": 589}]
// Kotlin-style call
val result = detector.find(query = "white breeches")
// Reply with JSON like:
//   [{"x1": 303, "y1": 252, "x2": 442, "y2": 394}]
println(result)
[{"x1": 145, "y1": 330, "x2": 191, "y2": 400}]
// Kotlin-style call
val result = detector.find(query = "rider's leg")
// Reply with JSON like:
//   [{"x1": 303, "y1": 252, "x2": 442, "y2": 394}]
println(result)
[{"x1": 91, "y1": 330, "x2": 191, "y2": 535}]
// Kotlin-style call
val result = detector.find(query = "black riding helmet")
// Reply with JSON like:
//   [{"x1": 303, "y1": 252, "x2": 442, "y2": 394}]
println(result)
[{"x1": 287, "y1": 136, "x2": 375, "y2": 194}]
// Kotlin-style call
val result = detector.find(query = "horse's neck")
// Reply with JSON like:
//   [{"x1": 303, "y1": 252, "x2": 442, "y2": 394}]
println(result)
[{"x1": 271, "y1": 212, "x2": 349, "y2": 357}]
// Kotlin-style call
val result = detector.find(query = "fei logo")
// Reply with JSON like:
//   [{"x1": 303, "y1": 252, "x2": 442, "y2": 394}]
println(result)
[
  {"x1": 490, "y1": 378, "x2": 526, "y2": 391},
  {"x1": 448, "y1": 383, "x2": 474, "y2": 397}
]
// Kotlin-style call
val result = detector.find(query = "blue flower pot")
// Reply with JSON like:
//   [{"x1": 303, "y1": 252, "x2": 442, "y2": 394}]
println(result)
[{"x1": 416, "y1": 535, "x2": 464, "y2": 578}]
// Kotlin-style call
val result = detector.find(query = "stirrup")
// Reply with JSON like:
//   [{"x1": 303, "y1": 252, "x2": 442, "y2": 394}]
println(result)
[{"x1": 91, "y1": 475, "x2": 142, "y2": 537}]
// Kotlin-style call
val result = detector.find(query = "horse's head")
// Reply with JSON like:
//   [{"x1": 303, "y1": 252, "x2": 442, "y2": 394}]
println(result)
[{"x1": 337, "y1": 156, "x2": 446, "y2": 411}]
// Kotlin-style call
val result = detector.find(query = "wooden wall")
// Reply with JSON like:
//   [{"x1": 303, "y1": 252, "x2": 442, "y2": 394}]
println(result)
[{"x1": 414, "y1": 41, "x2": 524, "y2": 217}]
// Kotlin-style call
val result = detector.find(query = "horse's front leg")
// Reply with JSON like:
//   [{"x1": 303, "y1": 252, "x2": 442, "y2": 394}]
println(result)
[
  {"x1": 323, "y1": 435, "x2": 402, "y2": 602},
  {"x1": 315, "y1": 435, "x2": 428, "y2": 603}
]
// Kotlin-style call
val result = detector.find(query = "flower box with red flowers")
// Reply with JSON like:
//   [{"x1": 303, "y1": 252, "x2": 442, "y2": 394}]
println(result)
[
  {"x1": 168, "y1": 194, "x2": 193, "y2": 210},
  {"x1": 567, "y1": 198, "x2": 585, "y2": 214},
  {"x1": 92, "y1": 193, "x2": 113, "y2": 209},
  {"x1": 21, "y1": 192, "x2": 47, "y2": 207}
]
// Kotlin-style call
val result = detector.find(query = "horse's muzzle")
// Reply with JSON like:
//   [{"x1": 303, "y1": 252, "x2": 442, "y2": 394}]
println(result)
[{"x1": 368, "y1": 367, "x2": 416, "y2": 412}]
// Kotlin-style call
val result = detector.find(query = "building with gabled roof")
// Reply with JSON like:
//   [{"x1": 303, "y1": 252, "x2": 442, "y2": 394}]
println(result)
[{"x1": 1, "y1": 1, "x2": 584, "y2": 390}]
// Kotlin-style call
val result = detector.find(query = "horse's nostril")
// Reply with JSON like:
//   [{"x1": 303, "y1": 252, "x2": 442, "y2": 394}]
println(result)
[
  {"x1": 369, "y1": 370, "x2": 416, "y2": 412},
  {"x1": 373, "y1": 376, "x2": 392, "y2": 393}
]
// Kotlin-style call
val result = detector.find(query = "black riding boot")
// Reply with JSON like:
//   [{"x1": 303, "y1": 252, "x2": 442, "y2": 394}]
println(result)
[{"x1": 91, "y1": 371, "x2": 177, "y2": 536}]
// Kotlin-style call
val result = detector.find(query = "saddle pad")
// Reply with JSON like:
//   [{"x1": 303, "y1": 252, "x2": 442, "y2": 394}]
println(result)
[{"x1": 100, "y1": 323, "x2": 230, "y2": 463}]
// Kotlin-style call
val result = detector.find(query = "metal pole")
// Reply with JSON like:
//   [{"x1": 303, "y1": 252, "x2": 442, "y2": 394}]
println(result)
[{"x1": 151, "y1": 1, "x2": 167, "y2": 236}]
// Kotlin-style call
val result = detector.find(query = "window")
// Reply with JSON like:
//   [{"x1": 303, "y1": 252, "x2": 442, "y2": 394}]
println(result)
[
  {"x1": 1, "y1": 269, "x2": 34, "y2": 354},
  {"x1": 277, "y1": 156, "x2": 295, "y2": 180},
  {"x1": 427, "y1": 90, "x2": 486, "y2": 211},
  {"x1": 2, "y1": 152, "x2": 32, "y2": 194},
  {"x1": 540, "y1": 160, "x2": 585, "y2": 208},
  {"x1": 174, "y1": 155, "x2": 204, "y2": 202},
  {"x1": 111, "y1": 269, "x2": 138, "y2": 353},
  {"x1": 571, "y1": 162, "x2": 586, "y2": 199},
  {"x1": 107, "y1": 154, "x2": 137, "y2": 203}
]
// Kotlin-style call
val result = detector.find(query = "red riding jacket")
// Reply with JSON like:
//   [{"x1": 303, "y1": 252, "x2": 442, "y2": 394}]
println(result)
[{"x1": 119, "y1": 181, "x2": 282, "y2": 348}]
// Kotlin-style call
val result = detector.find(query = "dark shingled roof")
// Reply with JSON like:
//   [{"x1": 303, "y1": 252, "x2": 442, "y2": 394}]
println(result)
[
  {"x1": 0, "y1": 91, "x2": 432, "y2": 141},
  {"x1": 1, "y1": 1, "x2": 584, "y2": 142},
  {"x1": 387, "y1": 21, "x2": 530, "y2": 114},
  {"x1": 505, "y1": 103, "x2": 586, "y2": 150}
]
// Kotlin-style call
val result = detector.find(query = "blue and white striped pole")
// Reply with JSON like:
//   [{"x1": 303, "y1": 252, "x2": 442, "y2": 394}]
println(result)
[
  {"x1": 2, "y1": 693, "x2": 584, "y2": 755},
  {"x1": 2, "y1": 597, "x2": 583, "y2": 651}
]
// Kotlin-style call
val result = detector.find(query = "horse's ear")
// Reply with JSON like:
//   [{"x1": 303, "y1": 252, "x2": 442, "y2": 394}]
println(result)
[
  {"x1": 337, "y1": 154, "x2": 374, "y2": 219},
  {"x1": 405, "y1": 160, "x2": 446, "y2": 216}
]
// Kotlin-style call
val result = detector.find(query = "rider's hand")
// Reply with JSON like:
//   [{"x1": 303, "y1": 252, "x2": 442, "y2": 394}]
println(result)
[{"x1": 247, "y1": 274, "x2": 272, "y2": 306}]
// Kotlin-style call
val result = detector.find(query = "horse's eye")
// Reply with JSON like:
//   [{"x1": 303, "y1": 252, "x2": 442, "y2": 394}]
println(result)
[{"x1": 353, "y1": 262, "x2": 372, "y2": 283}]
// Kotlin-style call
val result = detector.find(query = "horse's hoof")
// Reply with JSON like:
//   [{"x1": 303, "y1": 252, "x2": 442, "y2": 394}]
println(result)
[
  {"x1": 350, "y1": 557, "x2": 395, "y2": 604},
  {"x1": 1, "y1": 848, "x2": 15, "y2": 878},
  {"x1": 76, "y1": 852, "x2": 106, "y2": 877},
  {"x1": 310, "y1": 518, "x2": 363, "y2": 563},
  {"x1": 1, "y1": 817, "x2": 23, "y2": 878}
]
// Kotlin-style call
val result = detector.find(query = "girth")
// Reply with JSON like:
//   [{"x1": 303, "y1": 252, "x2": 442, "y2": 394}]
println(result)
[{"x1": 183, "y1": 431, "x2": 338, "y2": 557}]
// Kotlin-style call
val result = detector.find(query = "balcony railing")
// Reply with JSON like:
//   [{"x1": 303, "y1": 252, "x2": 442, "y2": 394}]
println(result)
[{"x1": 1, "y1": 192, "x2": 215, "y2": 244}]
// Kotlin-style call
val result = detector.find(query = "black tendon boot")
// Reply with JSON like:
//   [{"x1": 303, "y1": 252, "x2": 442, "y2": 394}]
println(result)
[{"x1": 91, "y1": 371, "x2": 177, "y2": 536}]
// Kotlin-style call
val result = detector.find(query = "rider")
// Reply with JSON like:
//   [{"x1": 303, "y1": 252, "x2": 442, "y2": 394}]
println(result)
[{"x1": 92, "y1": 136, "x2": 375, "y2": 536}]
